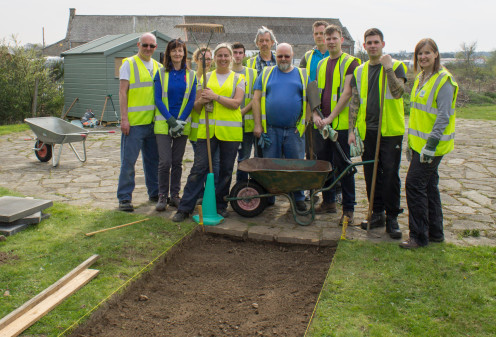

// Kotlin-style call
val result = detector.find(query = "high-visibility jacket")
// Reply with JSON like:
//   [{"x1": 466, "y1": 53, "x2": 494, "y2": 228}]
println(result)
[
  {"x1": 240, "y1": 67, "x2": 258, "y2": 132},
  {"x1": 246, "y1": 55, "x2": 258, "y2": 69},
  {"x1": 197, "y1": 70, "x2": 244, "y2": 141},
  {"x1": 122, "y1": 55, "x2": 161, "y2": 126},
  {"x1": 354, "y1": 59, "x2": 407, "y2": 140},
  {"x1": 408, "y1": 68, "x2": 458, "y2": 155},
  {"x1": 260, "y1": 66, "x2": 308, "y2": 137},
  {"x1": 154, "y1": 68, "x2": 196, "y2": 135},
  {"x1": 316, "y1": 53, "x2": 361, "y2": 130}
]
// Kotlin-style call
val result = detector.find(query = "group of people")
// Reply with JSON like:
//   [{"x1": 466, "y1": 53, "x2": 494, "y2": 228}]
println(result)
[{"x1": 117, "y1": 21, "x2": 458, "y2": 249}]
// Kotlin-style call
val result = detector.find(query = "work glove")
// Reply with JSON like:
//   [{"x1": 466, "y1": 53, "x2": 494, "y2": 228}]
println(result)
[
  {"x1": 167, "y1": 117, "x2": 185, "y2": 137},
  {"x1": 258, "y1": 133, "x2": 272, "y2": 149},
  {"x1": 420, "y1": 137, "x2": 439, "y2": 164},
  {"x1": 349, "y1": 128, "x2": 364, "y2": 158},
  {"x1": 406, "y1": 146, "x2": 413, "y2": 162}
]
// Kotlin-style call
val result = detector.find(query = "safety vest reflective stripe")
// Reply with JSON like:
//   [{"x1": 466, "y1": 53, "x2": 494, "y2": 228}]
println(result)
[
  {"x1": 129, "y1": 105, "x2": 155, "y2": 112},
  {"x1": 243, "y1": 114, "x2": 266, "y2": 121},
  {"x1": 128, "y1": 58, "x2": 154, "y2": 89},
  {"x1": 199, "y1": 119, "x2": 242, "y2": 127},
  {"x1": 408, "y1": 128, "x2": 455, "y2": 141}
]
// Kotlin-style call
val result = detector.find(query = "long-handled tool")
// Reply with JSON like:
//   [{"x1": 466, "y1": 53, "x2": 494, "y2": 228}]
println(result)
[
  {"x1": 364, "y1": 71, "x2": 387, "y2": 235},
  {"x1": 175, "y1": 23, "x2": 225, "y2": 226},
  {"x1": 99, "y1": 94, "x2": 119, "y2": 126},
  {"x1": 85, "y1": 218, "x2": 150, "y2": 236},
  {"x1": 61, "y1": 97, "x2": 79, "y2": 120}
]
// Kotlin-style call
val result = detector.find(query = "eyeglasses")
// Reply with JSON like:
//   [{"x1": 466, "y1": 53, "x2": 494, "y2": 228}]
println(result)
[
  {"x1": 141, "y1": 43, "x2": 157, "y2": 49},
  {"x1": 276, "y1": 55, "x2": 291, "y2": 59}
]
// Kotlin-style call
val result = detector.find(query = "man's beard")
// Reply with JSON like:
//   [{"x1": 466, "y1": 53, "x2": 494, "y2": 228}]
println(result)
[{"x1": 277, "y1": 62, "x2": 290, "y2": 71}]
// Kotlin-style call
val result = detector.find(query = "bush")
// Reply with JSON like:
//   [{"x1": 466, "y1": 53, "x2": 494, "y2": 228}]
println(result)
[
  {"x1": 0, "y1": 38, "x2": 64, "y2": 125},
  {"x1": 466, "y1": 91, "x2": 496, "y2": 105}
]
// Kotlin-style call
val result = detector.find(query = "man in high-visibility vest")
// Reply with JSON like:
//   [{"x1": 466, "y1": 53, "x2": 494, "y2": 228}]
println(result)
[
  {"x1": 117, "y1": 32, "x2": 161, "y2": 212},
  {"x1": 312, "y1": 24, "x2": 360, "y2": 224},
  {"x1": 348, "y1": 28, "x2": 407, "y2": 239},
  {"x1": 246, "y1": 26, "x2": 277, "y2": 75},
  {"x1": 232, "y1": 42, "x2": 258, "y2": 183},
  {"x1": 252, "y1": 43, "x2": 309, "y2": 212}
]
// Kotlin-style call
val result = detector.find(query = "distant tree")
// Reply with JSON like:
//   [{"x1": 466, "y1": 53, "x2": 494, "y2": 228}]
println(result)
[
  {"x1": 354, "y1": 39, "x2": 368, "y2": 63},
  {"x1": 0, "y1": 37, "x2": 63, "y2": 124},
  {"x1": 455, "y1": 41, "x2": 477, "y2": 74},
  {"x1": 486, "y1": 50, "x2": 496, "y2": 76}
]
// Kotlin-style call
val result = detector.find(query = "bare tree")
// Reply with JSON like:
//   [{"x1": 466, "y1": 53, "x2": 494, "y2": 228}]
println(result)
[{"x1": 456, "y1": 41, "x2": 477, "y2": 71}]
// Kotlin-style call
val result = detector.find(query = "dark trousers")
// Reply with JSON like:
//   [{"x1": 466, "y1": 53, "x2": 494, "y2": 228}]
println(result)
[
  {"x1": 156, "y1": 134, "x2": 187, "y2": 198},
  {"x1": 178, "y1": 137, "x2": 239, "y2": 213},
  {"x1": 312, "y1": 128, "x2": 356, "y2": 211},
  {"x1": 362, "y1": 129, "x2": 403, "y2": 216},
  {"x1": 405, "y1": 151, "x2": 444, "y2": 246},
  {"x1": 236, "y1": 131, "x2": 255, "y2": 182}
]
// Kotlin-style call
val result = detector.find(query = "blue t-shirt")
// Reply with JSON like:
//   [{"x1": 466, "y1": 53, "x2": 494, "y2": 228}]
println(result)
[{"x1": 254, "y1": 67, "x2": 303, "y2": 128}]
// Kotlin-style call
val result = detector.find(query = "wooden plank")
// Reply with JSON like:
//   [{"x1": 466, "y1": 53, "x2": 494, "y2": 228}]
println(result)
[
  {"x1": 0, "y1": 269, "x2": 99, "y2": 337},
  {"x1": 0, "y1": 255, "x2": 99, "y2": 331}
]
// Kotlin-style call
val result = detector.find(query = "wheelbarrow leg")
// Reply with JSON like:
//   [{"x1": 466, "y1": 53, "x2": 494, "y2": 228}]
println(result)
[{"x1": 52, "y1": 144, "x2": 63, "y2": 167}]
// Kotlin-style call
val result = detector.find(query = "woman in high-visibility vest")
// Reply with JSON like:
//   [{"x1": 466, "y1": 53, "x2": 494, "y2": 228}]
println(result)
[
  {"x1": 153, "y1": 39, "x2": 197, "y2": 212},
  {"x1": 173, "y1": 43, "x2": 245, "y2": 222},
  {"x1": 400, "y1": 38, "x2": 458, "y2": 249}
]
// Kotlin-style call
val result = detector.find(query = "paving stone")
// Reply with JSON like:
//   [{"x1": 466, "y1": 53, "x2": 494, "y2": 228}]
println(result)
[
  {"x1": 444, "y1": 205, "x2": 476, "y2": 214},
  {"x1": 461, "y1": 190, "x2": 493, "y2": 207},
  {"x1": 247, "y1": 225, "x2": 280, "y2": 242},
  {"x1": 203, "y1": 219, "x2": 248, "y2": 239},
  {"x1": 0, "y1": 196, "x2": 53, "y2": 222},
  {"x1": 277, "y1": 228, "x2": 320, "y2": 245},
  {"x1": 451, "y1": 219, "x2": 490, "y2": 230}
]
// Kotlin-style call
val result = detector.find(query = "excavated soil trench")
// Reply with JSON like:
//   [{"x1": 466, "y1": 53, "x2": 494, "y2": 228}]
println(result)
[{"x1": 71, "y1": 231, "x2": 335, "y2": 337}]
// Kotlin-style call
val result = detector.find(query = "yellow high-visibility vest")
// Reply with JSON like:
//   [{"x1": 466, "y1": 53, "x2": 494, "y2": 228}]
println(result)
[
  {"x1": 240, "y1": 67, "x2": 258, "y2": 132},
  {"x1": 316, "y1": 53, "x2": 361, "y2": 130},
  {"x1": 197, "y1": 70, "x2": 244, "y2": 141},
  {"x1": 154, "y1": 68, "x2": 196, "y2": 135},
  {"x1": 408, "y1": 68, "x2": 458, "y2": 155},
  {"x1": 354, "y1": 59, "x2": 407, "y2": 140},
  {"x1": 122, "y1": 55, "x2": 161, "y2": 126},
  {"x1": 260, "y1": 66, "x2": 308, "y2": 137}
]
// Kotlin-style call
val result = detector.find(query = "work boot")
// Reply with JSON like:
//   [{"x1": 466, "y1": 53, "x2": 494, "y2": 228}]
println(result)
[
  {"x1": 339, "y1": 211, "x2": 354, "y2": 226},
  {"x1": 119, "y1": 200, "x2": 134, "y2": 212},
  {"x1": 218, "y1": 208, "x2": 229, "y2": 218},
  {"x1": 169, "y1": 195, "x2": 181, "y2": 208},
  {"x1": 155, "y1": 194, "x2": 167, "y2": 212},
  {"x1": 172, "y1": 211, "x2": 189, "y2": 222},
  {"x1": 399, "y1": 238, "x2": 420, "y2": 249},
  {"x1": 149, "y1": 195, "x2": 159, "y2": 203},
  {"x1": 386, "y1": 215, "x2": 402, "y2": 239},
  {"x1": 295, "y1": 200, "x2": 307, "y2": 212},
  {"x1": 315, "y1": 202, "x2": 337, "y2": 214},
  {"x1": 360, "y1": 211, "x2": 386, "y2": 230}
]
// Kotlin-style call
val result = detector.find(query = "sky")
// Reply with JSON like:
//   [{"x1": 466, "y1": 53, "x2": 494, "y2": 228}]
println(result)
[{"x1": 1, "y1": 0, "x2": 494, "y2": 53}]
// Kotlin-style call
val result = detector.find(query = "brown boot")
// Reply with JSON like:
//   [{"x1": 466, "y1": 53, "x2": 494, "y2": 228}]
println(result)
[
  {"x1": 315, "y1": 202, "x2": 337, "y2": 214},
  {"x1": 339, "y1": 211, "x2": 354, "y2": 226}
]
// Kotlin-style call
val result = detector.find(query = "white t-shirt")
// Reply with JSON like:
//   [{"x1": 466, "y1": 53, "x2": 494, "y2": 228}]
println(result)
[
  {"x1": 211, "y1": 71, "x2": 245, "y2": 90},
  {"x1": 119, "y1": 58, "x2": 154, "y2": 81}
]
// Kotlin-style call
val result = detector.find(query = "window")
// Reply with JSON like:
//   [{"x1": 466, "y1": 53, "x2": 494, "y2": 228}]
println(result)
[{"x1": 114, "y1": 57, "x2": 125, "y2": 78}]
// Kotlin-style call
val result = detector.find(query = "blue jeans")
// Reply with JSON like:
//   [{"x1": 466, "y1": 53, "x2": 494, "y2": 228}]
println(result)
[
  {"x1": 263, "y1": 126, "x2": 305, "y2": 202},
  {"x1": 179, "y1": 137, "x2": 240, "y2": 213},
  {"x1": 117, "y1": 124, "x2": 159, "y2": 202},
  {"x1": 236, "y1": 131, "x2": 255, "y2": 182},
  {"x1": 312, "y1": 128, "x2": 356, "y2": 211}
]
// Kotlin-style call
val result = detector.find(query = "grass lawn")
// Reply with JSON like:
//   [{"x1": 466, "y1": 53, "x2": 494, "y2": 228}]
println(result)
[
  {"x1": 456, "y1": 104, "x2": 496, "y2": 120},
  {"x1": 307, "y1": 240, "x2": 496, "y2": 336},
  {"x1": 0, "y1": 187, "x2": 196, "y2": 336},
  {"x1": 0, "y1": 123, "x2": 29, "y2": 136}
]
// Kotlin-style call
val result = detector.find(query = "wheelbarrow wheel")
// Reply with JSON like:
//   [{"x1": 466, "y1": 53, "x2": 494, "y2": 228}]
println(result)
[
  {"x1": 229, "y1": 180, "x2": 268, "y2": 217},
  {"x1": 34, "y1": 140, "x2": 52, "y2": 162}
]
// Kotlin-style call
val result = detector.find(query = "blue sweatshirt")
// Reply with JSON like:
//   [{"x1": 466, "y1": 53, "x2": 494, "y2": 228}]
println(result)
[{"x1": 154, "y1": 67, "x2": 197, "y2": 121}]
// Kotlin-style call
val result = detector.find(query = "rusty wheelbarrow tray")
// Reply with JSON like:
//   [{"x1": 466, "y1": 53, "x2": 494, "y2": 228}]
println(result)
[
  {"x1": 226, "y1": 157, "x2": 374, "y2": 226},
  {"x1": 24, "y1": 117, "x2": 113, "y2": 167}
]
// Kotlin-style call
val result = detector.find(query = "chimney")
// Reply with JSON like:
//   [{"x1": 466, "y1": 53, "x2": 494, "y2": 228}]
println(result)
[{"x1": 70, "y1": 8, "x2": 76, "y2": 20}]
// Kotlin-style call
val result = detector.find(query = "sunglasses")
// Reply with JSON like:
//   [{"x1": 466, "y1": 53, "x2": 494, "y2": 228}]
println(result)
[
  {"x1": 141, "y1": 43, "x2": 157, "y2": 48},
  {"x1": 276, "y1": 55, "x2": 291, "y2": 59}
]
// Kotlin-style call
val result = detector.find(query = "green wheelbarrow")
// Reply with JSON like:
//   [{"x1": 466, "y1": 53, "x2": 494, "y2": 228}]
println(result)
[{"x1": 226, "y1": 157, "x2": 374, "y2": 226}]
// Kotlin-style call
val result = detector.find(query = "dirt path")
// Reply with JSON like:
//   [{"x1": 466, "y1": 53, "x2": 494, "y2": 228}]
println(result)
[{"x1": 71, "y1": 233, "x2": 335, "y2": 337}]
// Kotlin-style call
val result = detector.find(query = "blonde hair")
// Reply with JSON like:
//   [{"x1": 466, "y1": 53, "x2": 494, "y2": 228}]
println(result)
[{"x1": 213, "y1": 43, "x2": 233, "y2": 57}]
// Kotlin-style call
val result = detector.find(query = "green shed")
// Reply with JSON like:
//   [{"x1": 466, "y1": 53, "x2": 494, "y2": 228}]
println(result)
[{"x1": 61, "y1": 30, "x2": 191, "y2": 123}]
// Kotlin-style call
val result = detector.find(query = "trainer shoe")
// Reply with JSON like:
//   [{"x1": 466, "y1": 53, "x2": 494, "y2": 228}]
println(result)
[
  {"x1": 339, "y1": 211, "x2": 354, "y2": 226},
  {"x1": 315, "y1": 202, "x2": 337, "y2": 214},
  {"x1": 169, "y1": 195, "x2": 181, "y2": 208},
  {"x1": 172, "y1": 211, "x2": 189, "y2": 222},
  {"x1": 155, "y1": 194, "x2": 167, "y2": 212},
  {"x1": 119, "y1": 200, "x2": 134, "y2": 212}
]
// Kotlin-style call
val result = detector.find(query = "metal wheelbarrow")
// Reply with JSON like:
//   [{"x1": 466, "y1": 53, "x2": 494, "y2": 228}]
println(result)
[
  {"x1": 226, "y1": 157, "x2": 374, "y2": 226},
  {"x1": 24, "y1": 117, "x2": 114, "y2": 167}
]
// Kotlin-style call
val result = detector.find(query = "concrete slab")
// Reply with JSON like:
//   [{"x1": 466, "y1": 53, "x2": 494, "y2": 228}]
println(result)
[
  {"x1": 0, "y1": 196, "x2": 53, "y2": 223},
  {"x1": 0, "y1": 223, "x2": 30, "y2": 236}
]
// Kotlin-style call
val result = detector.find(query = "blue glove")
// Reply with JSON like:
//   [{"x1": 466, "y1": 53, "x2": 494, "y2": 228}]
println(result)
[
  {"x1": 420, "y1": 137, "x2": 439, "y2": 164},
  {"x1": 258, "y1": 133, "x2": 272, "y2": 149}
]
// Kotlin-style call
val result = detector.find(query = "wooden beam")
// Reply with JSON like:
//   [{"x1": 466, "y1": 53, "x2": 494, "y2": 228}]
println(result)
[{"x1": 0, "y1": 255, "x2": 99, "y2": 335}]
